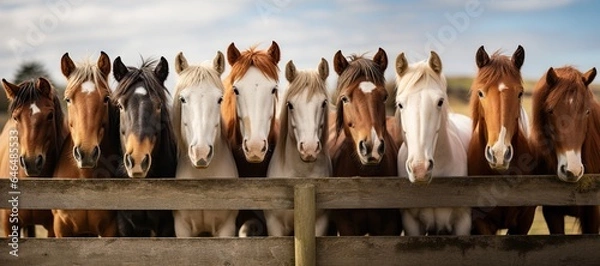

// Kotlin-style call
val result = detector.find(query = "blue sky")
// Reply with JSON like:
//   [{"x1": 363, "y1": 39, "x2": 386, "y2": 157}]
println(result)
[{"x1": 1, "y1": 0, "x2": 599, "y2": 91}]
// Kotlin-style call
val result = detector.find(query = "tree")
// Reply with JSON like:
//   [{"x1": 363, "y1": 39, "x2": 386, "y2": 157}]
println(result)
[{"x1": 13, "y1": 61, "x2": 54, "y2": 85}]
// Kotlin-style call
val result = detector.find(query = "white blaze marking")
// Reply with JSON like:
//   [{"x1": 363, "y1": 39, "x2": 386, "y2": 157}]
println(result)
[
  {"x1": 81, "y1": 81, "x2": 96, "y2": 94},
  {"x1": 135, "y1": 87, "x2": 147, "y2": 95},
  {"x1": 498, "y1": 83, "x2": 508, "y2": 92},
  {"x1": 569, "y1": 97, "x2": 574, "y2": 104},
  {"x1": 491, "y1": 126, "x2": 508, "y2": 162},
  {"x1": 359, "y1": 81, "x2": 376, "y2": 93},
  {"x1": 30, "y1": 103, "x2": 41, "y2": 115}
]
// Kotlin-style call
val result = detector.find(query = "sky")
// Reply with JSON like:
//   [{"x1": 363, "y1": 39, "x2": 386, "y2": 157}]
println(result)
[{"x1": 1, "y1": 0, "x2": 599, "y2": 92}]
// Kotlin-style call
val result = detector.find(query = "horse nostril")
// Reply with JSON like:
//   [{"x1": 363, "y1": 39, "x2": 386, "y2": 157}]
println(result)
[
  {"x1": 91, "y1": 146, "x2": 100, "y2": 159},
  {"x1": 300, "y1": 141, "x2": 305, "y2": 151},
  {"x1": 315, "y1": 141, "x2": 321, "y2": 152},
  {"x1": 261, "y1": 140, "x2": 267, "y2": 153},
  {"x1": 485, "y1": 146, "x2": 495, "y2": 163},
  {"x1": 377, "y1": 140, "x2": 385, "y2": 155},
  {"x1": 19, "y1": 156, "x2": 25, "y2": 168},
  {"x1": 207, "y1": 145, "x2": 214, "y2": 159},
  {"x1": 428, "y1": 159, "x2": 434, "y2": 171},
  {"x1": 243, "y1": 139, "x2": 250, "y2": 153},
  {"x1": 504, "y1": 146, "x2": 513, "y2": 162},
  {"x1": 141, "y1": 154, "x2": 150, "y2": 171},
  {"x1": 125, "y1": 154, "x2": 134, "y2": 169},
  {"x1": 560, "y1": 164, "x2": 567, "y2": 174},
  {"x1": 35, "y1": 155, "x2": 43, "y2": 169},
  {"x1": 74, "y1": 146, "x2": 82, "y2": 160},
  {"x1": 359, "y1": 140, "x2": 367, "y2": 155}
]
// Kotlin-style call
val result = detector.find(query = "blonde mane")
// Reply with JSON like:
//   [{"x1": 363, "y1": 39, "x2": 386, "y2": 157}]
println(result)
[{"x1": 64, "y1": 60, "x2": 110, "y2": 96}]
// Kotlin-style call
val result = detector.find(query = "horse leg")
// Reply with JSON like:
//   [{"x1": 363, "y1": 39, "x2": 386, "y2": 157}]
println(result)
[
  {"x1": 53, "y1": 213, "x2": 71, "y2": 238},
  {"x1": 24, "y1": 225, "x2": 36, "y2": 237},
  {"x1": 580, "y1": 205, "x2": 600, "y2": 234},
  {"x1": 156, "y1": 210, "x2": 175, "y2": 237},
  {"x1": 453, "y1": 208, "x2": 472, "y2": 236},
  {"x1": 507, "y1": 206, "x2": 536, "y2": 235},
  {"x1": 402, "y1": 209, "x2": 423, "y2": 236},
  {"x1": 216, "y1": 214, "x2": 237, "y2": 237},
  {"x1": 264, "y1": 210, "x2": 286, "y2": 237},
  {"x1": 117, "y1": 211, "x2": 134, "y2": 237},
  {"x1": 543, "y1": 206, "x2": 565, "y2": 234},
  {"x1": 174, "y1": 211, "x2": 193, "y2": 237},
  {"x1": 315, "y1": 211, "x2": 329, "y2": 237}
]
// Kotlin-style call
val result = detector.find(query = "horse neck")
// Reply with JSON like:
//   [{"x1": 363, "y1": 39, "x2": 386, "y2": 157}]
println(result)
[
  {"x1": 100, "y1": 104, "x2": 122, "y2": 157},
  {"x1": 582, "y1": 102, "x2": 600, "y2": 173}
]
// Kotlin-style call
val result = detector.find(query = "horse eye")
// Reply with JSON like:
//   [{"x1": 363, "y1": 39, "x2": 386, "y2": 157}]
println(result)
[
  {"x1": 65, "y1": 98, "x2": 71, "y2": 104},
  {"x1": 233, "y1": 87, "x2": 239, "y2": 95},
  {"x1": 46, "y1": 112, "x2": 53, "y2": 121},
  {"x1": 103, "y1": 96, "x2": 110, "y2": 103},
  {"x1": 321, "y1": 100, "x2": 327, "y2": 108},
  {"x1": 586, "y1": 109, "x2": 591, "y2": 115},
  {"x1": 547, "y1": 109, "x2": 553, "y2": 115},
  {"x1": 272, "y1": 87, "x2": 278, "y2": 95},
  {"x1": 179, "y1": 96, "x2": 186, "y2": 104},
  {"x1": 218, "y1": 97, "x2": 223, "y2": 104},
  {"x1": 341, "y1": 96, "x2": 349, "y2": 103},
  {"x1": 12, "y1": 116, "x2": 18, "y2": 122},
  {"x1": 518, "y1": 91, "x2": 523, "y2": 98},
  {"x1": 118, "y1": 103, "x2": 124, "y2": 110},
  {"x1": 478, "y1": 90, "x2": 484, "y2": 98},
  {"x1": 383, "y1": 94, "x2": 388, "y2": 102},
  {"x1": 397, "y1": 103, "x2": 403, "y2": 109},
  {"x1": 437, "y1": 99, "x2": 444, "y2": 107},
  {"x1": 286, "y1": 101, "x2": 294, "y2": 110}
]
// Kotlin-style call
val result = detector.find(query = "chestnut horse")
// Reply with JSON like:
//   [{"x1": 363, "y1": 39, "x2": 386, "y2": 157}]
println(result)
[
  {"x1": 530, "y1": 66, "x2": 600, "y2": 234},
  {"x1": 52, "y1": 52, "x2": 122, "y2": 237},
  {"x1": 0, "y1": 78, "x2": 68, "y2": 237},
  {"x1": 112, "y1": 56, "x2": 177, "y2": 237},
  {"x1": 468, "y1": 45, "x2": 536, "y2": 235},
  {"x1": 328, "y1": 48, "x2": 401, "y2": 236},
  {"x1": 221, "y1": 42, "x2": 280, "y2": 237}
]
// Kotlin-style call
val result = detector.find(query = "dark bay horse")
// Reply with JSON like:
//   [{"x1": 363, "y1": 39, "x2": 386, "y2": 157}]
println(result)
[
  {"x1": 468, "y1": 45, "x2": 536, "y2": 235},
  {"x1": 530, "y1": 66, "x2": 600, "y2": 234},
  {"x1": 221, "y1": 42, "x2": 280, "y2": 236},
  {"x1": 328, "y1": 48, "x2": 401, "y2": 236},
  {"x1": 0, "y1": 78, "x2": 68, "y2": 237},
  {"x1": 112, "y1": 56, "x2": 177, "y2": 237},
  {"x1": 52, "y1": 51, "x2": 122, "y2": 237}
]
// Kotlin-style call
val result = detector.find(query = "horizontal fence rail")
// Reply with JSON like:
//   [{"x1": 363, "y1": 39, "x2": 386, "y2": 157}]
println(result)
[{"x1": 0, "y1": 175, "x2": 598, "y2": 209}]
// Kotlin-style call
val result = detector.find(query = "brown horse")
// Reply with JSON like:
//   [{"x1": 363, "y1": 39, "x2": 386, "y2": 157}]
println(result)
[
  {"x1": 0, "y1": 78, "x2": 68, "y2": 237},
  {"x1": 468, "y1": 45, "x2": 536, "y2": 235},
  {"x1": 328, "y1": 48, "x2": 401, "y2": 236},
  {"x1": 221, "y1": 42, "x2": 280, "y2": 237},
  {"x1": 52, "y1": 52, "x2": 122, "y2": 237},
  {"x1": 530, "y1": 66, "x2": 600, "y2": 234}
]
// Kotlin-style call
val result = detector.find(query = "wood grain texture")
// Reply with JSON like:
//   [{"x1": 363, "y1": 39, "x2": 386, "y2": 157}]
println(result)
[
  {"x1": 0, "y1": 175, "x2": 598, "y2": 209},
  {"x1": 294, "y1": 184, "x2": 315, "y2": 266}
]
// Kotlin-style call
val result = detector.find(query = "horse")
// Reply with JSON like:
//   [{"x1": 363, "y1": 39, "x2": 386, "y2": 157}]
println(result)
[
  {"x1": 0, "y1": 77, "x2": 68, "y2": 237},
  {"x1": 265, "y1": 59, "x2": 331, "y2": 236},
  {"x1": 52, "y1": 51, "x2": 121, "y2": 237},
  {"x1": 395, "y1": 51, "x2": 472, "y2": 235},
  {"x1": 468, "y1": 45, "x2": 536, "y2": 235},
  {"x1": 171, "y1": 51, "x2": 239, "y2": 237},
  {"x1": 530, "y1": 66, "x2": 600, "y2": 234},
  {"x1": 327, "y1": 48, "x2": 401, "y2": 236},
  {"x1": 112, "y1": 56, "x2": 177, "y2": 237},
  {"x1": 221, "y1": 41, "x2": 280, "y2": 237}
]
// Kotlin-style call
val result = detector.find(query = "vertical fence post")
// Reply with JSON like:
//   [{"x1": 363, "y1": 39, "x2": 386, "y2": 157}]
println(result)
[{"x1": 294, "y1": 183, "x2": 316, "y2": 266}]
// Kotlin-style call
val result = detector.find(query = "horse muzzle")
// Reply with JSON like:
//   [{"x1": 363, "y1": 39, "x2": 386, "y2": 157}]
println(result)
[
  {"x1": 124, "y1": 153, "x2": 151, "y2": 178},
  {"x1": 189, "y1": 144, "x2": 213, "y2": 169},
  {"x1": 485, "y1": 145, "x2": 512, "y2": 171},
  {"x1": 242, "y1": 139, "x2": 268, "y2": 163},
  {"x1": 19, "y1": 154, "x2": 44, "y2": 176},
  {"x1": 407, "y1": 159, "x2": 434, "y2": 184},
  {"x1": 299, "y1": 141, "x2": 321, "y2": 163},
  {"x1": 73, "y1": 145, "x2": 100, "y2": 169}
]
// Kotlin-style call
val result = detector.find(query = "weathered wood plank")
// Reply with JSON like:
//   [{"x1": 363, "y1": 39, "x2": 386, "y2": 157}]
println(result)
[
  {"x1": 0, "y1": 237, "x2": 295, "y2": 266},
  {"x1": 1, "y1": 236, "x2": 597, "y2": 266},
  {"x1": 0, "y1": 175, "x2": 598, "y2": 209},
  {"x1": 294, "y1": 184, "x2": 316, "y2": 266},
  {"x1": 316, "y1": 235, "x2": 600, "y2": 266}
]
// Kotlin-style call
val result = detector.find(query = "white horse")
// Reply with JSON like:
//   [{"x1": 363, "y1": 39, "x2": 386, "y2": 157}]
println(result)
[
  {"x1": 172, "y1": 51, "x2": 238, "y2": 237},
  {"x1": 395, "y1": 51, "x2": 472, "y2": 236},
  {"x1": 265, "y1": 59, "x2": 331, "y2": 236}
]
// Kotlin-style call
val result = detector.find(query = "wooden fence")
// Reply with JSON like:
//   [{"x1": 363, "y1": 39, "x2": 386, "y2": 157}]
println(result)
[{"x1": 0, "y1": 175, "x2": 599, "y2": 266}]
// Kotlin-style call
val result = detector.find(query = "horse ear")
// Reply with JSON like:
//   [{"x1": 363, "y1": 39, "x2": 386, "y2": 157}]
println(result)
[
  {"x1": 373, "y1": 48, "x2": 388, "y2": 72},
  {"x1": 227, "y1": 42, "x2": 241, "y2": 66},
  {"x1": 512, "y1": 45, "x2": 525, "y2": 70},
  {"x1": 174, "y1": 52, "x2": 188, "y2": 74},
  {"x1": 268, "y1": 41, "x2": 281, "y2": 64},
  {"x1": 333, "y1": 50, "x2": 348, "y2": 76},
  {"x1": 318, "y1": 58, "x2": 329, "y2": 81},
  {"x1": 395, "y1": 53, "x2": 408, "y2": 76},
  {"x1": 214, "y1": 51, "x2": 225, "y2": 76},
  {"x1": 113, "y1": 56, "x2": 129, "y2": 82},
  {"x1": 476, "y1": 45, "x2": 490, "y2": 68},
  {"x1": 36, "y1": 77, "x2": 52, "y2": 98},
  {"x1": 98, "y1": 51, "x2": 111, "y2": 78},
  {"x1": 1, "y1": 79, "x2": 19, "y2": 101},
  {"x1": 61, "y1": 52, "x2": 76, "y2": 78},
  {"x1": 429, "y1": 51, "x2": 442, "y2": 74},
  {"x1": 285, "y1": 60, "x2": 296, "y2": 83},
  {"x1": 546, "y1": 67, "x2": 558, "y2": 86},
  {"x1": 155, "y1": 56, "x2": 169, "y2": 83},
  {"x1": 582, "y1": 67, "x2": 597, "y2": 87}
]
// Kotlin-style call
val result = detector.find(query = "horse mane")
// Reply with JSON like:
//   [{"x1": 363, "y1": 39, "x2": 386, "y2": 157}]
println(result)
[
  {"x1": 113, "y1": 58, "x2": 177, "y2": 166},
  {"x1": 64, "y1": 59, "x2": 110, "y2": 96},
  {"x1": 9, "y1": 80, "x2": 66, "y2": 158},
  {"x1": 277, "y1": 70, "x2": 329, "y2": 161},
  {"x1": 531, "y1": 66, "x2": 600, "y2": 173},
  {"x1": 333, "y1": 54, "x2": 386, "y2": 137},
  {"x1": 469, "y1": 51, "x2": 523, "y2": 131},
  {"x1": 332, "y1": 54, "x2": 386, "y2": 103},
  {"x1": 222, "y1": 45, "x2": 280, "y2": 145},
  {"x1": 173, "y1": 63, "x2": 226, "y2": 153}
]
